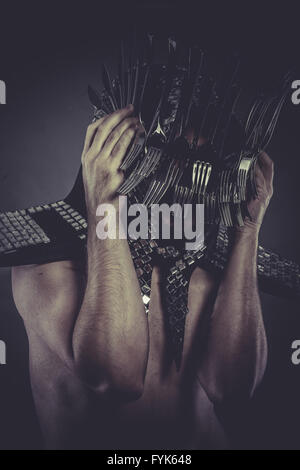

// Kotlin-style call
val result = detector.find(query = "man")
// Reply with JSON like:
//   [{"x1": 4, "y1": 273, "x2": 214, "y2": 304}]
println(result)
[{"x1": 11, "y1": 104, "x2": 272, "y2": 449}]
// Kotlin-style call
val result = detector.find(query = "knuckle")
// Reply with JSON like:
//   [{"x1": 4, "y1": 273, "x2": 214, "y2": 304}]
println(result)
[
  {"x1": 122, "y1": 104, "x2": 133, "y2": 112},
  {"x1": 112, "y1": 141, "x2": 122, "y2": 155},
  {"x1": 117, "y1": 171, "x2": 125, "y2": 185},
  {"x1": 113, "y1": 108, "x2": 126, "y2": 118},
  {"x1": 96, "y1": 121, "x2": 105, "y2": 133},
  {"x1": 97, "y1": 165, "x2": 111, "y2": 184},
  {"x1": 81, "y1": 149, "x2": 89, "y2": 162},
  {"x1": 88, "y1": 119, "x2": 101, "y2": 132},
  {"x1": 113, "y1": 171, "x2": 124, "y2": 188},
  {"x1": 113, "y1": 105, "x2": 133, "y2": 119},
  {"x1": 96, "y1": 117, "x2": 106, "y2": 128},
  {"x1": 96, "y1": 119, "x2": 107, "y2": 133},
  {"x1": 85, "y1": 148, "x2": 94, "y2": 160},
  {"x1": 106, "y1": 130, "x2": 116, "y2": 143},
  {"x1": 102, "y1": 160, "x2": 114, "y2": 175},
  {"x1": 125, "y1": 126, "x2": 136, "y2": 138},
  {"x1": 125, "y1": 117, "x2": 138, "y2": 127},
  {"x1": 103, "y1": 169, "x2": 111, "y2": 182},
  {"x1": 86, "y1": 125, "x2": 94, "y2": 138},
  {"x1": 81, "y1": 155, "x2": 89, "y2": 168},
  {"x1": 112, "y1": 130, "x2": 135, "y2": 156},
  {"x1": 83, "y1": 148, "x2": 98, "y2": 165}
]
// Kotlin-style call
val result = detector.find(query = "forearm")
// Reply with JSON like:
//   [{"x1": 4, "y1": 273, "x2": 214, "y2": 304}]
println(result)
[
  {"x1": 199, "y1": 228, "x2": 267, "y2": 403},
  {"x1": 72, "y1": 218, "x2": 148, "y2": 398}
]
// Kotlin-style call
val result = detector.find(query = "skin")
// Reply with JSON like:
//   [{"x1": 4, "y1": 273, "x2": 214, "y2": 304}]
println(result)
[{"x1": 11, "y1": 105, "x2": 273, "y2": 449}]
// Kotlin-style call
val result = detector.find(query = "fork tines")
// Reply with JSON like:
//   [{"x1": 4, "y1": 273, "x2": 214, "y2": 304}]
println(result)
[
  {"x1": 118, "y1": 145, "x2": 162, "y2": 195},
  {"x1": 143, "y1": 157, "x2": 181, "y2": 206}
]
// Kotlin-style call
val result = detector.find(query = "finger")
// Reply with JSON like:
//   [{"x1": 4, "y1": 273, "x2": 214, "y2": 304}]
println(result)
[
  {"x1": 111, "y1": 126, "x2": 138, "y2": 168},
  {"x1": 91, "y1": 105, "x2": 134, "y2": 156},
  {"x1": 82, "y1": 118, "x2": 105, "y2": 155},
  {"x1": 258, "y1": 151, "x2": 274, "y2": 185},
  {"x1": 255, "y1": 160, "x2": 265, "y2": 181},
  {"x1": 102, "y1": 116, "x2": 139, "y2": 157}
]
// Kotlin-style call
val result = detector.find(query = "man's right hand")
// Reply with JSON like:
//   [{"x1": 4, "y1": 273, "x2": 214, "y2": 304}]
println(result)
[{"x1": 81, "y1": 105, "x2": 142, "y2": 215}]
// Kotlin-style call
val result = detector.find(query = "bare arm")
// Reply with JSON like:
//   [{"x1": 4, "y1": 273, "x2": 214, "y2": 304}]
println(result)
[
  {"x1": 72, "y1": 106, "x2": 148, "y2": 399},
  {"x1": 13, "y1": 106, "x2": 148, "y2": 400},
  {"x1": 198, "y1": 152, "x2": 274, "y2": 404}
]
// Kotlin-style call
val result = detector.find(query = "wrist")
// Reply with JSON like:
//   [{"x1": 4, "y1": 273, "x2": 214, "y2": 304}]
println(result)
[
  {"x1": 234, "y1": 217, "x2": 261, "y2": 237},
  {"x1": 234, "y1": 226, "x2": 259, "y2": 246},
  {"x1": 87, "y1": 199, "x2": 130, "y2": 248}
]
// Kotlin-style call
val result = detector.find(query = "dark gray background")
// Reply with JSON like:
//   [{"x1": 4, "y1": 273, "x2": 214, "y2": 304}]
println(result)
[{"x1": 0, "y1": 1, "x2": 300, "y2": 449}]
